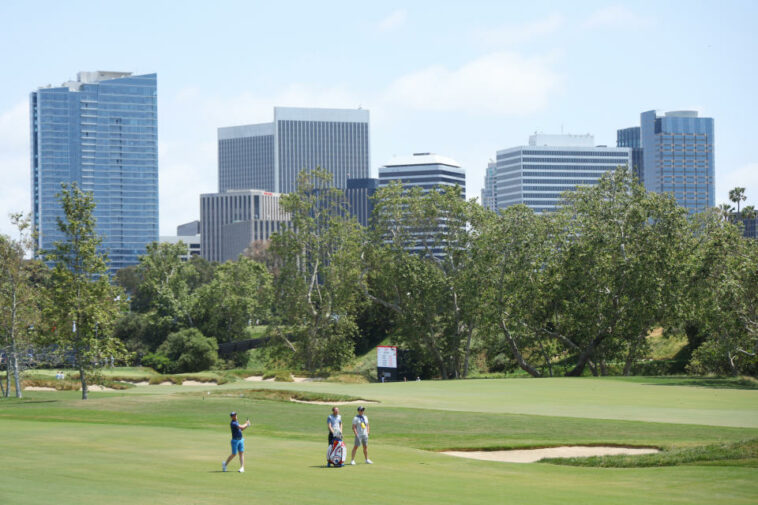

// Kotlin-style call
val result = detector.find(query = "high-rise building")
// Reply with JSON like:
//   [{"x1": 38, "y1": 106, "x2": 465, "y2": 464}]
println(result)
[
  {"x1": 30, "y1": 71, "x2": 158, "y2": 273},
  {"x1": 618, "y1": 110, "x2": 715, "y2": 212},
  {"x1": 378, "y1": 153, "x2": 465, "y2": 256},
  {"x1": 378, "y1": 153, "x2": 465, "y2": 196},
  {"x1": 481, "y1": 159, "x2": 497, "y2": 210},
  {"x1": 494, "y1": 134, "x2": 631, "y2": 213},
  {"x1": 616, "y1": 126, "x2": 644, "y2": 184},
  {"x1": 345, "y1": 178, "x2": 380, "y2": 227},
  {"x1": 218, "y1": 107, "x2": 370, "y2": 194},
  {"x1": 200, "y1": 189, "x2": 289, "y2": 262}
]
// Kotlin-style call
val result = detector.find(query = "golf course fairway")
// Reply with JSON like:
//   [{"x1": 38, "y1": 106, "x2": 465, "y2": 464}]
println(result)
[{"x1": 1, "y1": 376, "x2": 756, "y2": 504}]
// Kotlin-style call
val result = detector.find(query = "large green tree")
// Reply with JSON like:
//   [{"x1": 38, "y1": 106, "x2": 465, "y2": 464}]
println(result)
[
  {"x1": 194, "y1": 257, "x2": 272, "y2": 344},
  {"x1": 685, "y1": 211, "x2": 758, "y2": 375},
  {"x1": 367, "y1": 183, "x2": 482, "y2": 379},
  {"x1": 269, "y1": 168, "x2": 364, "y2": 371},
  {"x1": 42, "y1": 184, "x2": 125, "y2": 399}
]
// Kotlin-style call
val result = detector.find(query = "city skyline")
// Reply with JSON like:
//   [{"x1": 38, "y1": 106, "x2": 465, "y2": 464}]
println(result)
[{"x1": 0, "y1": 1, "x2": 756, "y2": 238}]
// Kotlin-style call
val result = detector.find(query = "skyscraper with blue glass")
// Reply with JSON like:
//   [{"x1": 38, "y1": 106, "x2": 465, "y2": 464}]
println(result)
[
  {"x1": 617, "y1": 110, "x2": 715, "y2": 212},
  {"x1": 31, "y1": 71, "x2": 158, "y2": 273}
]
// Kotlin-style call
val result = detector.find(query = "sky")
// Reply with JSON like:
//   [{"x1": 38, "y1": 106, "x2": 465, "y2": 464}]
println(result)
[{"x1": 1, "y1": 0, "x2": 756, "y2": 237}]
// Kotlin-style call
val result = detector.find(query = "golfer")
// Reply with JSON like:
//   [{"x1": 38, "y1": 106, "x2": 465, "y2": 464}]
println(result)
[
  {"x1": 222, "y1": 411, "x2": 251, "y2": 473},
  {"x1": 350, "y1": 406, "x2": 372, "y2": 465},
  {"x1": 327, "y1": 406, "x2": 342, "y2": 444}
]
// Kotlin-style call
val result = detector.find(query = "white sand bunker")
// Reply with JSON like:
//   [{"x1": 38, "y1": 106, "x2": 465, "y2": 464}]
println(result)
[
  {"x1": 181, "y1": 380, "x2": 217, "y2": 386},
  {"x1": 443, "y1": 446, "x2": 659, "y2": 463},
  {"x1": 289, "y1": 398, "x2": 379, "y2": 406},
  {"x1": 25, "y1": 386, "x2": 56, "y2": 391}
]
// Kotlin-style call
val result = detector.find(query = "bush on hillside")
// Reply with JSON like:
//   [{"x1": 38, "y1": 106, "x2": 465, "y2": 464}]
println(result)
[{"x1": 156, "y1": 328, "x2": 218, "y2": 373}]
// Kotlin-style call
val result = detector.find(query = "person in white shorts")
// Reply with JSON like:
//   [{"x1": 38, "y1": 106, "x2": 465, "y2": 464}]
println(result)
[{"x1": 350, "y1": 406, "x2": 372, "y2": 465}]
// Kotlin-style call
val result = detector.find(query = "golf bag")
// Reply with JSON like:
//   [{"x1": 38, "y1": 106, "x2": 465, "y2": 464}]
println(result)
[{"x1": 327, "y1": 431, "x2": 347, "y2": 467}]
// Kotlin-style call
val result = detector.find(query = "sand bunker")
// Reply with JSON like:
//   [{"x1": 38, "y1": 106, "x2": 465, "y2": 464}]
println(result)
[
  {"x1": 87, "y1": 385, "x2": 118, "y2": 392},
  {"x1": 25, "y1": 386, "x2": 56, "y2": 391},
  {"x1": 244, "y1": 376, "x2": 264, "y2": 382},
  {"x1": 289, "y1": 398, "x2": 378, "y2": 406},
  {"x1": 443, "y1": 446, "x2": 659, "y2": 463},
  {"x1": 181, "y1": 380, "x2": 217, "y2": 386}
]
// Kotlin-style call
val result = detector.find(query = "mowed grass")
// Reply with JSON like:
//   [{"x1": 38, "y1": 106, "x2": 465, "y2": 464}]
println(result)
[
  {"x1": 1, "y1": 376, "x2": 757, "y2": 504},
  {"x1": 204, "y1": 375, "x2": 758, "y2": 428}
]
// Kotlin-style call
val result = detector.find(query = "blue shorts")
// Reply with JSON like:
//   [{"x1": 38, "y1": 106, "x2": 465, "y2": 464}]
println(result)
[{"x1": 231, "y1": 438, "x2": 245, "y2": 454}]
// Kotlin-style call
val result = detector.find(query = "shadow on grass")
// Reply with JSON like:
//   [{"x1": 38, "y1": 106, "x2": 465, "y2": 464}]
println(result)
[
  {"x1": 643, "y1": 377, "x2": 758, "y2": 391},
  {"x1": 0, "y1": 399, "x2": 59, "y2": 406}
]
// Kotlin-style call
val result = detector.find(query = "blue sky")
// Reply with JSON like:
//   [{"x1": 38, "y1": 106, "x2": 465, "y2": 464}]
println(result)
[{"x1": 1, "y1": 0, "x2": 756, "y2": 236}]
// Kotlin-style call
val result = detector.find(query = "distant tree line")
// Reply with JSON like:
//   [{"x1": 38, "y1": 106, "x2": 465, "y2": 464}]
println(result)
[{"x1": 1, "y1": 169, "x2": 756, "y2": 398}]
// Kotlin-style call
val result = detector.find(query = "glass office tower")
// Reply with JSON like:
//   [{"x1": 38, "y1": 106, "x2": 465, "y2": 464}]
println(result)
[
  {"x1": 31, "y1": 71, "x2": 158, "y2": 273},
  {"x1": 218, "y1": 107, "x2": 370, "y2": 194},
  {"x1": 616, "y1": 126, "x2": 644, "y2": 185},
  {"x1": 639, "y1": 110, "x2": 715, "y2": 212},
  {"x1": 494, "y1": 134, "x2": 631, "y2": 214}
]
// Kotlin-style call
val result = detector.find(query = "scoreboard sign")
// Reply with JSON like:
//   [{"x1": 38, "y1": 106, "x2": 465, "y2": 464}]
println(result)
[{"x1": 376, "y1": 346, "x2": 398, "y2": 369}]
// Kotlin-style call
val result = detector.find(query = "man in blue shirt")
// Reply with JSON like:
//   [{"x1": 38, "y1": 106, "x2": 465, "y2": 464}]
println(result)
[{"x1": 223, "y1": 411, "x2": 251, "y2": 473}]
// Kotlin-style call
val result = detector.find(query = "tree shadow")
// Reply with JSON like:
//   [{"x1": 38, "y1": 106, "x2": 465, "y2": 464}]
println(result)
[{"x1": 644, "y1": 377, "x2": 758, "y2": 391}]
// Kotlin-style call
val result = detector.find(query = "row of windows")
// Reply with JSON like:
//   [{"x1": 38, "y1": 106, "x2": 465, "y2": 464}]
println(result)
[{"x1": 521, "y1": 157, "x2": 629, "y2": 164}]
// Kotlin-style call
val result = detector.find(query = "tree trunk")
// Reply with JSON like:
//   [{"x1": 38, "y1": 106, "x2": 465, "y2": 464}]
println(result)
[
  {"x1": 587, "y1": 360, "x2": 599, "y2": 376},
  {"x1": 9, "y1": 344, "x2": 21, "y2": 398},
  {"x1": 500, "y1": 320, "x2": 542, "y2": 377},
  {"x1": 623, "y1": 336, "x2": 643, "y2": 376},
  {"x1": 565, "y1": 334, "x2": 606, "y2": 377},
  {"x1": 79, "y1": 364, "x2": 88, "y2": 400},
  {"x1": 462, "y1": 327, "x2": 474, "y2": 378},
  {"x1": 599, "y1": 360, "x2": 608, "y2": 377}
]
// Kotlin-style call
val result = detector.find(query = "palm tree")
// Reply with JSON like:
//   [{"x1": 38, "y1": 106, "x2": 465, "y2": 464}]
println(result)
[
  {"x1": 729, "y1": 187, "x2": 747, "y2": 213},
  {"x1": 717, "y1": 203, "x2": 734, "y2": 221},
  {"x1": 742, "y1": 205, "x2": 757, "y2": 220}
]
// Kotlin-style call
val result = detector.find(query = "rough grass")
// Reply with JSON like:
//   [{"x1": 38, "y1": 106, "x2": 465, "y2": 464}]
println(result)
[
  {"x1": 542, "y1": 439, "x2": 758, "y2": 468},
  {"x1": 211, "y1": 388, "x2": 366, "y2": 403}
]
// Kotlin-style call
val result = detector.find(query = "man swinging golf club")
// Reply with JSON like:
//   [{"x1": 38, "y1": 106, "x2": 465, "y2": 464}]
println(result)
[
  {"x1": 223, "y1": 411, "x2": 251, "y2": 473},
  {"x1": 350, "y1": 406, "x2": 372, "y2": 465}
]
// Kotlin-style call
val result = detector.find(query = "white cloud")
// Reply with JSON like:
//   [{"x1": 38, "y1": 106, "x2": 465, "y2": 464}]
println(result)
[
  {"x1": 377, "y1": 9, "x2": 407, "y2": 32},
  {"x1": 717, "y1": 162, "x2": 758, "y2": 207},
  {"x1": 384, "y1": 51, "x2": 562, "y2": 115},
  {"x1": 475, "y1": 13, "x2": 564, "y2": 46},
  {"x1": 584, "y1": 5, "x2": 654, "y2": 30},
  {"x1": 0, "y1": 101, "x2": 30, "y2": 238}
]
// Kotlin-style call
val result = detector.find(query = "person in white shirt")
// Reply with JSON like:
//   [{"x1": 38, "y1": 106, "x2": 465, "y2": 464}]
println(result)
[{"x1": 350, "y1": 406, "x2": 372, "y2": 465}]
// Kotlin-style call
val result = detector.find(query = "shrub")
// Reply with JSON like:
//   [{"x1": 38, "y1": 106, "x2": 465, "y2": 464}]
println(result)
[
  {"x1": 156, "y1": 328, "x2": 218, "y2": 373},
  {"x1": 142, "y1": 352, "x2": 172, "y2": 374}
]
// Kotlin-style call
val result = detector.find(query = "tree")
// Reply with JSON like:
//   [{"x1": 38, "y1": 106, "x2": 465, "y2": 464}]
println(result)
[
  {"x1": 729, "y1": 187, "x2": 747, "y2": 214},
  {"x1": 742, "y1": 205, "x2": 756, "y2": 220},
  {"x1": 194, "y1": 257, "x2": 272, "y2": 344},
  {"x1": 155, "y1": 328, "x2": 218, "y2": 373},
  {"x1": 42, "y1": 183, "x2": 125, "y2": 399},
  {"x1": 132, "y1": 242, "x2": 200, "y2": 349},
  {"x1": 366, "y1": 183, "x2": 482, "y2": 379},
  {"x1": 472, "y1": 204, "x2": 559, "y2": 377},
  {"x1": 551, "y1": 168, "x2": 690, "y2": 376},
  {"x1": 270, "y1": 168, "x2": 364, "y2": 372},
  {"x1": 0, "y1": 213, "x2": 39, "y2": 398},
  {"x1": 685, "y1": 211, "x2": 758, "y2": 375},
  {"x1": 474, "y1": 168, "x2": 691, "y2": 377}
]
